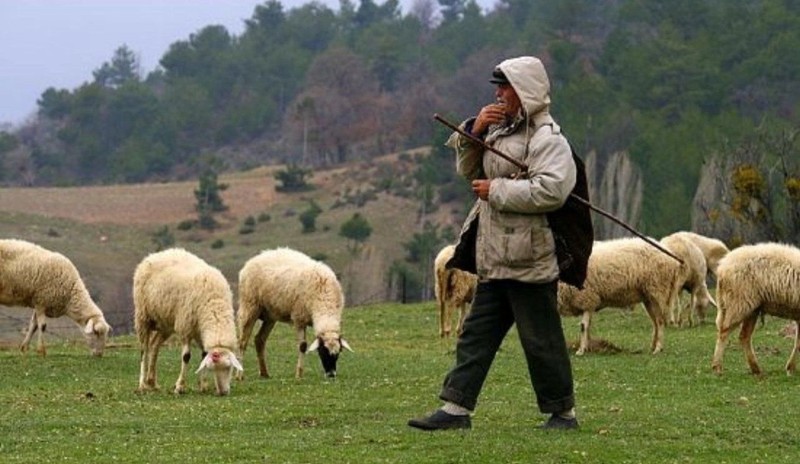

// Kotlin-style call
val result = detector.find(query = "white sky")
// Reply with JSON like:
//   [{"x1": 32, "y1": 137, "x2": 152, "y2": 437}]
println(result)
[{"x1": 0, "y1": 0, "x2": 495, "y2": 127}]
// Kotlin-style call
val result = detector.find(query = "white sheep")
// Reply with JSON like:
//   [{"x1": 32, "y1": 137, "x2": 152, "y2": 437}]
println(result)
[
  {"x1": 660, "y1": 232, "x2": 717, "y2": 327},
  {"x1": 711, "y1": 242, "x2": 800, "y2": 376},
  {"x1": 558, "y1": 237, "x2": 682, "y2": 355},
  {"x1": 237, "y1": 247, "x2": 352, "y2": 379},
  {"x1": 673, "y1": 231, "x2": 730, "y2": 277},
  {"x1": 0, "y1": 239, "x2": 111, "y2": 357},
  {"x1": 133, "y1": 248, "x2": 243, "y2": 395},
  {"x1": 433, "y1": 244, "x2": 477, "y2": 338}
]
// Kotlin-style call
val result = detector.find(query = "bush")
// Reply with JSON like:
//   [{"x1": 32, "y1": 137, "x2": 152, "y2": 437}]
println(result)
[{"x1": 210, "y1": 239, "x2": 225, "y2": 249}]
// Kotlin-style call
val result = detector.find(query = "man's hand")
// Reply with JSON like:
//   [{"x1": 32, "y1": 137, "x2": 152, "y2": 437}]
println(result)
[
  {"x1": 471, "y1": 103, "x2": 506, "y2": 136},
  {"x1": 472, "y1": 179, "x2": 491, "y2": 201}
]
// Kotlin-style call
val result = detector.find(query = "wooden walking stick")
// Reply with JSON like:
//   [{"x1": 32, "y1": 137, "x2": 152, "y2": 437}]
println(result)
[{"x1": 433, "y1": 113, "x2": 683, "y2": 264}]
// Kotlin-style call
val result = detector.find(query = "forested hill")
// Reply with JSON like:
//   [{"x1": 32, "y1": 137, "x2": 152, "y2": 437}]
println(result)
[{"x1": 1, "y1": 0, "x2": 798, "y2": 239}]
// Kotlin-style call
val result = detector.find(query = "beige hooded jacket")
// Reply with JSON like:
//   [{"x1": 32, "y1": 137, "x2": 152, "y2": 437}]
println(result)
[{"x1": 447, "y1": 56, "x2": 577, "y2": 283}]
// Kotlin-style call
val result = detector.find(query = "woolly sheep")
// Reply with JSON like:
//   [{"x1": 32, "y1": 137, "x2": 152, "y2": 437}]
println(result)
[
  {"x1": 711, "y1": 242, "x2": 800, "y2": 376},
  {"x1": 133, "y1": 248, "x2": 243, "y2": 395},
  {"x1": 0, "y1": 239, "x2": 111, "y2": 357},
  {"x1": 673, "y1": 231, "x2": 730, "y2": 277},
  {"x1": 558, "y1": 237, "x2": 682, "y2": 355},
  {"x1": 433, "y1": 244, "x2": 477, "y2": 338},
  {"x1": 237, "y1": 247, "x2": 352, "y2": 379},
  {"x1": 660, "y1": 232, "x2": 717, "y2": 327}
]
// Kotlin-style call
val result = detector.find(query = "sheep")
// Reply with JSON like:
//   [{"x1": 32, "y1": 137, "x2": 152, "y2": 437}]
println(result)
[
  {"x1": 557, "y1": 237, "x2": 682, "y2": 355},
  {"x1": 711, "y1": 242, "x2": 800, "y2": 376},
  {"x1": 0, "y1": 238, "x2": 111, "y2": 357},
  {"x1": 237, "y1": 247, "x2": 352, "y2": 379},
  {"x1": 668, "y1": 231, "x2": 729, "y2": 325},
  {"x1": 672, "y1": 231, "x2": 730, "y2": 277},
  {"x1": 660, "y1": 232, "x2": 717, "y2": 327},
  {"x1": 433, "y1": 244, "x2": 477, "y2": 338},
  {"x1": 133, "y1": 248, "x2": 243, "y2": 395}
]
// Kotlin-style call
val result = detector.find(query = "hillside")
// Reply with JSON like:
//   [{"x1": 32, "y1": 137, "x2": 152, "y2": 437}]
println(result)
[{"x1": 0, "y1": 147, "x2": 458, "y2": 342}]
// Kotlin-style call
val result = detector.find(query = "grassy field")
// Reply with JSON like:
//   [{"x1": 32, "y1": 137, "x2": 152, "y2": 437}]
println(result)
[{"x1": 2, "y1": 302, "x2": 800, "y2": 463}]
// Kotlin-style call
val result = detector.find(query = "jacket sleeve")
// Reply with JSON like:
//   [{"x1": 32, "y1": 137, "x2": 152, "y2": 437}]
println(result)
[
  {"x1": 445, "y1": 118, "x2": 485, "y2": 181},
  {"x1": 488, "y1": 132, "x2": 576, "y2": 214}
]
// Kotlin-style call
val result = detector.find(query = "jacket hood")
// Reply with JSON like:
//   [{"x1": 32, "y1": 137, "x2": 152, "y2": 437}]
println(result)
[{"x1": 496, "y1": 56, "x2": 551, "y2": 122}]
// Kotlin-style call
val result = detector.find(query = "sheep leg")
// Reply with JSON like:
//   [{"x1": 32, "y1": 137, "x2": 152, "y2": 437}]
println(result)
[
  {"x1": 712, "y1": 309, "x2": 734, "y2": 374},
  {"x1": 295, "y1": 326, "x2": 307, "y2": 379},
  {"x1": 19, "y1": 312, "x2": 39, "y2": 354},
  {"x1": 137, "y1": 330, "x2": 151, "y2": 392},
  {"x1": 576, "y1": 310, "x2": 592, "y2": 356},
  {"x1": 441, "y1": 301, "x2": 453, "y2": 338},
  {"x1": 643, "y1": 303, "x2": 665, "y2": 354},
  {"x1": 174, "y1": 342, "x2": 191, "y2": 394},
  {"x1": 739, "y1": 314, "x2": 762, "y2": 376},
  {"x1": 145, "y1": 331, "x2": 166, "y2": 390},
  {"x1": 785, "y1": 321, "x2": 800, "y2": 375},
  {"x1": 254, "y1": 319, "x2": 276, "y2": 378}
]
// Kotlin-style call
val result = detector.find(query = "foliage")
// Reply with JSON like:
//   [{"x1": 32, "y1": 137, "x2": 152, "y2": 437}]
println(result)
[
  {"x1": 5, "y1": 304, "x2": 800, "y2": 463},
  {"x1": 339, "y1": 212, "x2": 373, "y2": 252},
  {"x1": 299, "y1": 199, "x2": 323, "y2": 233},
  {"x1": 194, "y1": 164, "x2": 228, "y2": 231},
  {"x1": 7, "y1": 0, "x2": 800, "y2": 243},
  {"x1": 274, "y1": 163, "x2": 314, "y2": 192},
  {"x1": 150, "y1": 225, "x2": 175, "y2": 251}
]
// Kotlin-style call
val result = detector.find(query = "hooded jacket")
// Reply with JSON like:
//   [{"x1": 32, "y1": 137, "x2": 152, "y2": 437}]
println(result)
[{"x1": 446, "y1": 56, "x2": 577, "y2": 284}]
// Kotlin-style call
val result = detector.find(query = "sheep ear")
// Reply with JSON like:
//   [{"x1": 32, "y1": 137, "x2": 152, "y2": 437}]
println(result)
[
  {"x1": 229, "y1": 354, "x2": 244, "y2": 372},
  {"x1": 195, "y1": 354, "x2": 212, "y2": 374},
  {"x1": 708, "y1": 295, "x2": 719, "y2": 308},
  {"x1": 83, "y1": 320, "x2": 95, "y2": 335},
  {"x1": 341, "y1": 338, "x2": 353, "y2": 352},
  {"x1": 308, "y1": 338, "x2": 320, "y2": 352}
]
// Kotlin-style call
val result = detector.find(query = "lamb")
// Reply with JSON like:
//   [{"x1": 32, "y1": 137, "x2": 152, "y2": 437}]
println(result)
[
  {"x1": 0, "y1": 239, "x2": 111, "y2": 357},
  {"x1": 711, "y1": 242, "x2": 800, "y2": 376},
  {"x1": 557, "y1": 237, "x2": 682, "y2": 355},
  {"x1": 433, "y1": 244, "x2": 477, "y2": 338},
  {"x1": 660, "y1": 232, "x2": 717, "y2": 327},
  {"x1": 237, "y1": 247, "x2": 352, "y2": 379},
  {"x1": 133, "y1": 248, "x2": 243, "y2": 395}
]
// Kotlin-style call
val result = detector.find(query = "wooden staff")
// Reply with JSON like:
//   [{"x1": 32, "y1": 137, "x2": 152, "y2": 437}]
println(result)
[{"x1": 433, "y1": 113, "x2": 683, "y2": 264}]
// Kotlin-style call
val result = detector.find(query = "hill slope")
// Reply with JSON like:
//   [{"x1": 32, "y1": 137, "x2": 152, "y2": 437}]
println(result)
[{"x1": 0, "y1": 149, "x2": 461, "y2": 341}]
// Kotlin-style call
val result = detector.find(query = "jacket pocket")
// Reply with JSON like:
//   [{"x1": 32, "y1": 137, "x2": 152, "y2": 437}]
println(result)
[{"x1": 495, "y1": 214, "x2": 553, "y2": 268}]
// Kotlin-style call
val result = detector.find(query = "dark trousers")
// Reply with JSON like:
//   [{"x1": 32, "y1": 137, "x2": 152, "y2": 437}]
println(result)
[{"x1": 439, "y1": 279, "x2": 575, "y2": 414}]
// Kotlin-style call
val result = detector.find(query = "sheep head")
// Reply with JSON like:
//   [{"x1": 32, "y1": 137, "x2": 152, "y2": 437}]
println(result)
[
  {"x1": 195, "y1": 348, "x2": 244, "y2": 396},
  {"x1": 83, "y1": 317, "x2": 111, "y2": 357},
  {"x1": 308, "y1": 332, "x2": 353, "y2": 378}
]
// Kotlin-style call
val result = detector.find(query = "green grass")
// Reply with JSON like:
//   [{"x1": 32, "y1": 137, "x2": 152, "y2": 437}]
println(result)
[{"x1": 2, "y1": 303, "x2": 800, "y2": 463}]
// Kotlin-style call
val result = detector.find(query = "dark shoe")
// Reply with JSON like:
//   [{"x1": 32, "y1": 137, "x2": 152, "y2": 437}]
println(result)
[
  {"x1": 538, "y1": 414, "x2": 579, "y2": 430},
  {"x1": 408, "y1": 409, "x2": 471, "y2": 431}
]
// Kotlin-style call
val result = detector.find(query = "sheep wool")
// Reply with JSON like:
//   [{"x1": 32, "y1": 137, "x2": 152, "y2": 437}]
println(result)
[
  {"x1": 672, "y1": 231, "x2": 730, "y2": 276},
  {"x1": 238, "y1": 247, "x2": 351, "y2": 379},
  {"x1": 0, "y1": 239, "x2": 111, "y2": 357},
  {"x1": 557, "y1": 237, "x2": 682, "y2": 355},
  {"x1": 434, "y1": 244, "x2": 477, "y2": 338},
  {"x1": 712, "y1": 242, "x2": 800, "y2": 376},
  {"x1": 133, "y1": 248, "x2": 242, "y2": 396},
  {"x1": 660, "y1": 232, "x2": 716, "y2": 327}
]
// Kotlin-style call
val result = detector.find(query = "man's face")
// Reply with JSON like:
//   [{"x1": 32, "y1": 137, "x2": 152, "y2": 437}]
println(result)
[{"x1": 495, "y1": 83, "x2": 521, "y2": 118}]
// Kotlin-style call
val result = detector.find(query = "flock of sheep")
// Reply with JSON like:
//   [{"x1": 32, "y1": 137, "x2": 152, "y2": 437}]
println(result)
[
  {"x1": 3, "y1": 228, "x2": 799, "y2": 394},
  {"x1": 435, "y1": 231, "x2": 800, "y2": 375},
  {"x1": 0, "y1": 239, "x2": 350, "y2": 396}
]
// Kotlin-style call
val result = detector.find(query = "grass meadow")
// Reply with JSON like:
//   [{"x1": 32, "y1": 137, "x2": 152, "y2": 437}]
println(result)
[{"x1": 2, "y1": 302, "x2": 800, "y2": 463}]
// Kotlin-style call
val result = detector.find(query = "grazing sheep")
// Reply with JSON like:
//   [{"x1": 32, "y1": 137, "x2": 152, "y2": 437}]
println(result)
[
  {"x1": 0, "y1": 239, "x2": 111, "y2": 357},
  {"x1": 433, "y1": 244, "x2": 477, "y2": 338},
  {"x1": 133, "y1": 248, "x2": 243, "y2": 395},
  {"x1": 673, "y1": 231, "x2": 730, "y2": 277},
  {"x1": 660, "y1": 232, "x2": 717, "y2": 327},
  {"x1": 711, "y1": 242, "x2": 800, "y2": 376},
  {"x1": 237, "y1": 247, "x2": 352, "y2": 379},
  {"x1": 558, "y1": 237, "x2": 682, "y2": 355}
]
